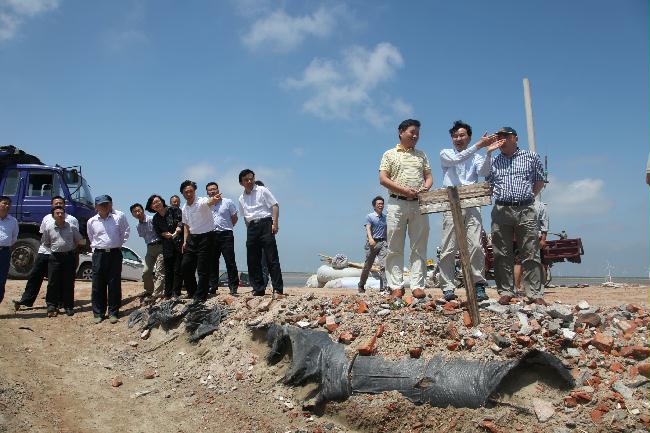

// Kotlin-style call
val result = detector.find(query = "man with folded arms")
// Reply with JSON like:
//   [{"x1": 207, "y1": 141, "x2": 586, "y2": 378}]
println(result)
[
  {"x1": 41, "y1": 206, "x2": 83, "y2": 316},
  {"x1": 379, "y1": 119, "x2": 432, "y2": 293},
  {"x1": 486, "y1": 127, "x2": 545, "y2": 306},
  {"x1": 87, "y1": 195, "x2": 130, "y2": 324}
]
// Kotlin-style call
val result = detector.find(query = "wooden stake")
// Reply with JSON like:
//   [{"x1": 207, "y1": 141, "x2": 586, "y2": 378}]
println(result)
[{"x1": 446, "y1": 186, "x2": 480, "y2": 326}]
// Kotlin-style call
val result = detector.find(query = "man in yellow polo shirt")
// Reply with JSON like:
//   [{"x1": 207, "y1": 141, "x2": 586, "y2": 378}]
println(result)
[{"x1": 379, "y1": 119, "x2": 433, "y2": 292}]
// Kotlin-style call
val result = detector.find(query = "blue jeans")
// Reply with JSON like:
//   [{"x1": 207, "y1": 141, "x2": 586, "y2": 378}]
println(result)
[{"x1": 0, "y1": 247, "x2": 11, "y2": 304}]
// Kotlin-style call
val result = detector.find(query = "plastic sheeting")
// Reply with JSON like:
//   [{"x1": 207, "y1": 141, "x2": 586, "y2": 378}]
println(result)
[
  {"x1": 316, "y1": 265, "x2": 362, "y2": 285},
  {"x1": 127, "y1": 299, "x2": 230, "y2": 342},
  {"x1": 264, "y1": 324, "x2": 574, "y2": 408}
]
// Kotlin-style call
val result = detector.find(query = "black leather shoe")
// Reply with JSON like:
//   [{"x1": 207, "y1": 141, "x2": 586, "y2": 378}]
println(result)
[
  {"x1": 65, "y1": 309, "x2": 74, "y2": 316},
  {"x1": 252, "y1": 291, "x2": 265, "y2": 296}
]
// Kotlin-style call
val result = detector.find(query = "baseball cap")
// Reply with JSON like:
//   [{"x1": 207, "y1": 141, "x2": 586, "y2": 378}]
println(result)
[
  {"x1": 496, "y1": 126, "x2": 517, "y2": 136},
  {"x1": 94, "y1": 194, "x2": 112, "y2": 205}
]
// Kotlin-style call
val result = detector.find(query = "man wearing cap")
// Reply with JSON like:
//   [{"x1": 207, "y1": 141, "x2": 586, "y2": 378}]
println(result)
[
  {"x1": 379, "y1": 119, "x2": 432, "y2": 293},
  {"x1": 87, "y1": 195, "x2": 130, "y2": 323},
  {"x1": 437, "y1": 121, "x2": 503, "y2": 302},
  {"x1": 486, "y1": 127, "x2": 546, "y2": 306},
  {"x1": 130, "y1": 203, "x2": 165, "y2": 301}
]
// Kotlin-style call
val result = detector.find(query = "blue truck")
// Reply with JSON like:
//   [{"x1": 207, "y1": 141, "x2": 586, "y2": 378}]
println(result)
[{"x1": 0, "y1": 146, "x2": 95, "y2": 278}]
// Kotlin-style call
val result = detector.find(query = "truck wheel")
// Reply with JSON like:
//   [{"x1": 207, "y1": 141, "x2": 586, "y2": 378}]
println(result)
[
  {"x1": 76, "y1": 262, "x2": 93, "y2": 280},
  {"x1": 9, "y1": 235, "x2": 41, "y2": 279}
]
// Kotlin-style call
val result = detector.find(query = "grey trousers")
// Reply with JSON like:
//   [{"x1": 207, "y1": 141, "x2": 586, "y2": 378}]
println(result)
[
  {"x1": 439, "y1": 207, "x2": 486, "y2": 292},
  {"x1": 359, "y1": 240, "x2": 387, "y2": 290},
  {"x1": 491, "y1": 204, "x2": 543, "y2": 298}
]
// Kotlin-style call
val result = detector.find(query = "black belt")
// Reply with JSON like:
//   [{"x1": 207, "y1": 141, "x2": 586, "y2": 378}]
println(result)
[
  {"x1": 147, "y1": 240, "x2": 162, "y2": 246},
  {"x1": 94, "y1": 248, "x2": 120, "y2": 253},
  {"x1": 389, "y1": 193, "x2": 417, "y2": 201},
  {"x1": 495, "y1": 199, "x2": 534, "y2": 207},
  {"x1": 373, "y1": 237, "x2": 386, "y2": 242},
  {"x1": 249, "y1": 216, "x2": 272, "y2": 225}
]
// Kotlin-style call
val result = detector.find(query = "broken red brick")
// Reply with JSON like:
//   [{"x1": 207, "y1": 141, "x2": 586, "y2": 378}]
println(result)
[
  {"x1": 223, "y1": 295, "x2": 236, "y2": 305},
  {"x1": 445, "y1": 322, "x2": 460, "y2": 340},
  {"x1": 465, "y1": 338, "x2": 476, "y2": 349},
  {"x1": 375, "y1": 324, "x2": 385, "y2": 338},
  {"x1": 529, "y1": 319, "x2": 541, "y2": 333},
  {"x1": 338, "y1": 331, "x2": 355, "y2": 344},
  {"x1": 111, "y1": 377, "x2": 123, "y2": 387},
  {"x1": 403, "y1": 296, "x2": 414, "y2": 306},
  {"x1": 356, "y1": 301, "x2": 368, "y2": 314},
  {"x1": 478, "y1": 420, "x2": 501, "y2": 433},
  {"x1": 576, "y1": 312, "x2": 602, "y2": 328},
  {"x1": 609, "y1": 362, "x2": 625, "y2": 373},
  {"x1": 325, "y1": 323, "x2": 338, "y2": 333},
  {"x1": 590, "y1": 409, "x2": 604, "y2": 423},
  {"x1": 411, "y1": 288, "x2": 426, "y2": 299},
  {"x1": 620, "y1": 345, "x2": 649, "y2": 360},
  {"x1": 627, "y1": 365, "x2": 639, "y2": 379},
  {"x1": 591, "y1": 333, "x2": 614, "y2": 353},
  {"x1": 235, "y1": 371, "x2": 244, "y2": 381},
  {"x1": 626, "y1": 304, "x2": 640, "y2": 313},
  {"x1": 447, "y1": 342, "x2": 459, "y2": 351},
  {"x1": 443, "y1": 301, "x2": 458, "y2": 311},
  {"x1": 463, "y1": 311, "x2": 473, "y2": 327},
  {"x1": 570, "y1": 391, "x2": 593, "y2": 402},
  {"x1": 638, "y1": 362, "x2": 649, "y2": 378},
  {"x1": 409, "y1": 347, "x2": 423, "y2": 359},
  {"x1": 391, "y1": 288, "x2": 405, "y2": 299},
  {"x1": 564, "y1": 396, "x2": 577, "y2": 408},
  {"x1": 143, "y1": 369, "x2": 156, "y2": 379},
  {"x1": 317, "y1": 315, "x2": 326, "y2": 325},
  {"x1": 357, "y1": 336, "x2": 377, "y2": 356},
  {"x1": 515, "y1": 335, "x2": 532, "y2": 347},
  {"x1": 331, "y1": 296, "x2": 343, "y2": 306}
]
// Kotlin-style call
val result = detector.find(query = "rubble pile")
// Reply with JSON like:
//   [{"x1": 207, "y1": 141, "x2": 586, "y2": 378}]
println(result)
[{"x1": 121, "y1": 291, "x2": 649, "y2": 432}]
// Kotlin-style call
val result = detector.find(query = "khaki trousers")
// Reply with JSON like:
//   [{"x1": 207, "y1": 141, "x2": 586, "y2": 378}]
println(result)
[
  {"x1": 386, "y1": 197, "x2": 429, "y2": 289},
  {"x1": 143, "y1": 243, "x2": 165, "y2": 296},
  {"x1": 491, "y1": 204, "x2": 542, "y2": 298},
  {"x1": 439, "y1": 207, "x2": 486, "y2": 292}
]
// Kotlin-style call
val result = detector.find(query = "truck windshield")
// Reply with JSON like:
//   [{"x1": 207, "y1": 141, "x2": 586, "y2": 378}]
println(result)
[{"x1": 66, "y1": 174, "x2": 93, "y2": 206}]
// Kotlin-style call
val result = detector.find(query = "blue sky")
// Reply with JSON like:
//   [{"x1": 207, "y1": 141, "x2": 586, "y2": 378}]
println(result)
[{"x1": 1, "y1": 0, "x2": 648, "y2": 277}]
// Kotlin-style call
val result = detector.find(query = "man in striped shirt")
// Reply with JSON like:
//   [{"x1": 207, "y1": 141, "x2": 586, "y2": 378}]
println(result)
[
  {"x1": 486, "y1": 127, "x2": 546, "y2": 306},
  {"x1": 379, "y1": 119, "x2": 433, "y2": 292}
]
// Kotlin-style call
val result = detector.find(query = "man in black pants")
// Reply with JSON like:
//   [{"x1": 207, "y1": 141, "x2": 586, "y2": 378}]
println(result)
[
  {"x1": 13, "y1": 196, "x2": 79, "y2": 311},
  {"x1": 41, "y1": 206, "x2": 83, "y2": 316},
  {"x1": 206, "y1": 182, "x2": 240, "y2": 295},
  {"x1": 180, "y1": 180, "x2": 220, "y2": 303},
  {"x1": 238, "y1": 169, "x2": 283, "y2": 296},
  {"x1": 87, "y1": 195, "x2": 130, "y2": 324}
]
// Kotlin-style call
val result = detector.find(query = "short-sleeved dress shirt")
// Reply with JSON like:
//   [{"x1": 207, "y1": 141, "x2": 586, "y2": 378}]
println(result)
[{"x1": 379, "y1": 145, "x2": 431, "y2": 191}]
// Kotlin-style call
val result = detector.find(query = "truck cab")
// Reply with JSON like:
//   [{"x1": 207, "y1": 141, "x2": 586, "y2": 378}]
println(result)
[{"x1": 0, "y1": 148, "x2": 95, "y2": 278}]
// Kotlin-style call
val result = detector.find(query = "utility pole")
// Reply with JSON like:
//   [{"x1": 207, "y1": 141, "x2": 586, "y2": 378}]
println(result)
[{"x1": 523, "y1": 78, "x2": 537, "y2": 153}]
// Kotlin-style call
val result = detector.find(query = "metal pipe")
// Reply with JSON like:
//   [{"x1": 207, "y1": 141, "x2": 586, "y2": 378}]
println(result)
[{"x1": 523, "y1": 78, "x2": 536, "y2": 153}]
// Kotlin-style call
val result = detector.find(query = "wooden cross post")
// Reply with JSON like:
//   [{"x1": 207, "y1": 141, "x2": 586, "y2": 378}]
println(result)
[{"x1": 418, "y1": 182, "x2": 492, "y2": 327}]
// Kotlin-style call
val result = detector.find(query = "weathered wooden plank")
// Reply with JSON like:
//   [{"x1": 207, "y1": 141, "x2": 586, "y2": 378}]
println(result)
[
  {"x1": 447, "y1": 187, "x2": 480, "y2": 327},
  {"x1": 419, "y1": 182, "x2": 491, "y2": 215}
]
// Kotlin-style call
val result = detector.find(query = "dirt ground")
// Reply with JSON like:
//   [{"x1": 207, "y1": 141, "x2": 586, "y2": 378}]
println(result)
[{"x1": 0, "y1": 280, "x2": 647, "y2": 433}]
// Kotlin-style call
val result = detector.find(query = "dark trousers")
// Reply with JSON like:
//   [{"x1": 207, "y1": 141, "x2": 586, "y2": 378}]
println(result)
[
  {"x1": 46, "y1": 251, "x2": 76, "y2": 310},
  {"x1": 0, "y1": 247, "x2": 10, "y2": 304},
  {"x1": 246, "y1": 219, "x2": 283, "y2": 294},
  {"x1": 182, "y1": 231, "x2": 215, "y2": 302},
  {"x1": 17, "y1": 253, "x2": 50, "y2": 306},
  {"x1": 209, "y1": 230, "x2": 239, "y2": 293},
  {"x1": 91, "y1": 249, "x2": 123, "y2": 317},
  {"x1": 163, "y1": 249, "x2": 183, "y2": 297},
  {"x1": 261, "y1": 249, "x2": 269, "y2": 288}
]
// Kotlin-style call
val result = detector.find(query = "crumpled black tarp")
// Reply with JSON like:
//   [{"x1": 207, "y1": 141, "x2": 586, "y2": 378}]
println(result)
[
  {"x1": 127, "y1": 300, "x2": 230, "y2": 342},
  {"x1": 265, "y1": 324, "x2": 574, "y2": 408}
]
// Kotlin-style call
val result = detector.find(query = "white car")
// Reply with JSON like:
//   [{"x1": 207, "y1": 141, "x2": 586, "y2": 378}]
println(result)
[{"x1": 76, "y1": 246, "x2": 144, "y2": 282}]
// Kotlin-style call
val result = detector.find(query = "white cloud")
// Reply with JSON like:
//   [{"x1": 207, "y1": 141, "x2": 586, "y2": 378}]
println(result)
[
  {"x1": 104, "y1": 0, "x2": 148, "y2": 52},
  {"x1": 182, "y1": 163, "x2": 217, "y2": 183},
  {"x1": 242, "y1": 6, "x2": 338, "y2": 52},
  {"x1": 231, "y1": 0, "x2": 272, "y2": 18},
  {"x1": 543, "y1": 176, "x2": 612, "y2": 216},
  {"x1": 292, "y1": 147, "x2": 305, "y2": 157},
  {"x1": 284, "y1": 42, "x2": 408, "y2": 128},
  {"x1": 0, "y1": 0, "x2": 58, "y2": 42}
]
